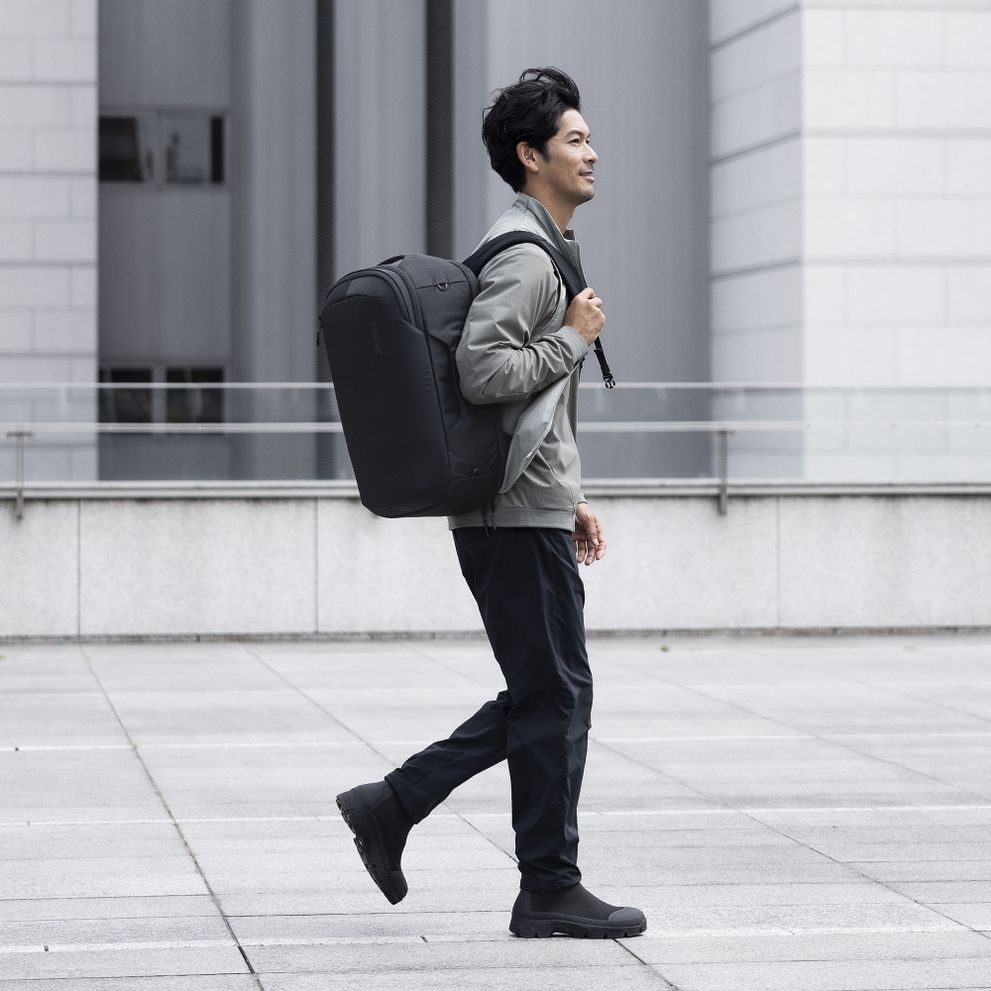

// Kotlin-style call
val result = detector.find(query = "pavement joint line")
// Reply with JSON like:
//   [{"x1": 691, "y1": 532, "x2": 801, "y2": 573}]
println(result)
[
  {"x1": 10, "y1": 729, "x2": 991, "y2": 752},
  {"x1": 10, "y1": 925, "x2": 974, "y2": 956},
  {"x1": 7, "y1": 803, "x2": 991, "y2": 829}
]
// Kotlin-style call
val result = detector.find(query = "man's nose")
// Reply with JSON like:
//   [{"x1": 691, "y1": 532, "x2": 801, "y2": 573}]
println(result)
[{"x1": 586, "y1": 145, "x2": 598, "y2": 164}]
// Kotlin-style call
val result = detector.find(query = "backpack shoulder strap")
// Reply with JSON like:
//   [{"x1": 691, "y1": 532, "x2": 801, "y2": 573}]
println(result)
[{"x1": 462, "y1": 231, "x2": 616, "y2": 388}]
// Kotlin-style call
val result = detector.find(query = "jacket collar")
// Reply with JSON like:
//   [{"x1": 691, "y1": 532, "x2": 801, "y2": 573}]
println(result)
[{"x1": 513, "y1": 192, "x2": 578, "y2": 249}]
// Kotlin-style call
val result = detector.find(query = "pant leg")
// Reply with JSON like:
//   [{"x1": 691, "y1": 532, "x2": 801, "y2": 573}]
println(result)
[
  {"x1": 386, "y1": 527, "x2": 592, "y2": 893},
  {"x1": 385, "y1": 531, "x2": 514, "y2": 822},
  {"x1": 386, "y1": 691, "x2": 512, "y2": 823},
  {"x1": 464, "y1": 527, "x2": 592, "y2": 893}
]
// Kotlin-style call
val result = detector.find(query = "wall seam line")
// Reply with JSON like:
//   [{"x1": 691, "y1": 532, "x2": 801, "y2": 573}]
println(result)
[
  {"x1": 313, "y1": 497, "x2": 319, "y2": 635},
  {"x1": 776, "y1": 495, "x2": 782, "y2": 630},
  {"x1": 76, "y1": 498, "x2": 81, "y2": 637}
]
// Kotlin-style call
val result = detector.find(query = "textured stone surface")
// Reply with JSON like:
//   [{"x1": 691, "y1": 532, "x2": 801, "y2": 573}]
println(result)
[
  {"x1": 0, "y1": 501, "x2": 79, "y2": 637},
  {"x1": 79, "y1": 499, "x2": 318, "y2": 636},
  {"x1": 2, "y1": 633, "x2": 991, "y2": 988}
]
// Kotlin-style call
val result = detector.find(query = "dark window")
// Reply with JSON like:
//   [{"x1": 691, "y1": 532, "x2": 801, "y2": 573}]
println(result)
[
  {"x1": 166, "y1": 367, "x2": 225, "y2": 423},
  {"x1": 99, "y1": 116, "x2": 153, "y2": 182},
  {"x1": 162, "y1": 114, "x2": 225, "y2": 185},
  {"x1": 99, "y1": 367, "x2": 153, "y2": 422},
  {"x1": 211, "y1": 116, "x2": 225, "y2": 183}
]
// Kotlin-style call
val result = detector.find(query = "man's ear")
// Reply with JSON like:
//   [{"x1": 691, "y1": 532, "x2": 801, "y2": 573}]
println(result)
[{"x1": 516, "y1": 141, "x2": 540, "y2": 177}]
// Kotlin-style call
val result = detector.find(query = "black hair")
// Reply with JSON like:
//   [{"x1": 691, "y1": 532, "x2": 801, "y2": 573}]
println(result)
[{"x1": 481, "y1": 67, "x2": 582, "y2": 192}]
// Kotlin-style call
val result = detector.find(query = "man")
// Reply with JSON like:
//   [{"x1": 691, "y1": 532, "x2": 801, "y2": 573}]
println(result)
[{"x1": 336, "y1": 67, "x2": 646, "y2": 940}]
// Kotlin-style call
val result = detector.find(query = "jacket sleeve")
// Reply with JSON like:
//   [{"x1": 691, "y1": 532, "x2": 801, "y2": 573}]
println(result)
[{"x1": 456, "y1": 244, "x2": 589, "y2": 404}]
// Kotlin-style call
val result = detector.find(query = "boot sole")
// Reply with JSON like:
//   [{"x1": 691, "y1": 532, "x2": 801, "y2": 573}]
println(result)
[
  {"x1": 510, "y1": 915, "x2": 647, "y2": 939},
  {"x1": 336, "y1": 789, "x2": 406, "y2": 905}
]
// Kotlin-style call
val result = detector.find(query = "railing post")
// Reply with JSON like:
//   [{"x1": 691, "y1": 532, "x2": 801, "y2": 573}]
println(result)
[
  {"x1": 717, "y1": 429, "x2": 730, "y2": 515},
  {"x1": 6, "y1": 430, "x2": 32, "y2": 521}
]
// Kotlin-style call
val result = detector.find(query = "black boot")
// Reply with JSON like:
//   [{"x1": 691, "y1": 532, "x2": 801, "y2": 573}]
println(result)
[
  {"x1": 510, "y1": 882, "x2": 646, "y2": 938},
  {"x1": 336, "y1": 780, "x2": 413, "y2": 905}
]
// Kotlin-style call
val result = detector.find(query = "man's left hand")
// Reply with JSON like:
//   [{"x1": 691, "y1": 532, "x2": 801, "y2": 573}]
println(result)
[{"x1": 573, "y1": 502, "x2": 607, "y2": 566}]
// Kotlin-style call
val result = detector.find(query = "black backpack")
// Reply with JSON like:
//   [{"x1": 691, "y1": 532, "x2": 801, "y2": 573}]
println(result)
[{"x1": 318, "y1": 232, "x2": 614, "y2": 518}]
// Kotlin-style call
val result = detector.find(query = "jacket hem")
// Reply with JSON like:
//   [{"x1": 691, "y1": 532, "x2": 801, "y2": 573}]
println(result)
[{"x1": 447, "y1": 506, "x2": 575, "y2": 532}]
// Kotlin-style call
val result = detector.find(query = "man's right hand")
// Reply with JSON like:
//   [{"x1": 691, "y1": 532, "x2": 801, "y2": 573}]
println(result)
[{"x1": 565, "y1": 287, "x2": 605, "y2": 346}]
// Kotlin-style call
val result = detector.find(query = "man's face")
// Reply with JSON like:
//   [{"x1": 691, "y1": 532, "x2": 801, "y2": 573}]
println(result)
[{"x1": 537, "y1": 108, "x2": 597, "y2": 207}]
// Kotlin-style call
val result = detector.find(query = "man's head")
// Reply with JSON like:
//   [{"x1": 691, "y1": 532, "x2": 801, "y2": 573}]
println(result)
[{"x1": 482, "y1": 67, "x2": 597, "y2": 221}]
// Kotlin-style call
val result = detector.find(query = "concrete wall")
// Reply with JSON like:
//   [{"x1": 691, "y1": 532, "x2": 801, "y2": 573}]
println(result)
[{"x1": 2, "y1": 492, "x2": 989, "y2": 638}]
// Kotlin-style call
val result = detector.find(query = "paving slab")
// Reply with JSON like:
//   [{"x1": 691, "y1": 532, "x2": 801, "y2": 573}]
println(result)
[
  {"x1": 656, "y1": 956, "x2": 991, "y2": 991},
  {"x1": 0, "y1": 895, "x2": 218, "y2": 923},
  {"x1": 0, "y1": 980, "x2": 258, "y2": 991},
  {"x1": 0, "y1": 945, "x2": 247, "y2": 981},
  {"x1": 243, "y1": 935, "x2": 635, "y2": 973},
  {"x1": 256, "y1": 967, "x2": 673, "y2": 991}
]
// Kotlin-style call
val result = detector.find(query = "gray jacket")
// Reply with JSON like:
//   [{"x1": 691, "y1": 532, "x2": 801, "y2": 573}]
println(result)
[{"x1": 448, "y1": 193, "x2": 591, "y2": 531}]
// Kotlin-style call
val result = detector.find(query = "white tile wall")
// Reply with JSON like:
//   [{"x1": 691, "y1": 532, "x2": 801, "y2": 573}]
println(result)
[
  {"x1": 34, "y1": 38, "x2": 98, "y2": 81},
  {"x1": 804, "y1": 68, "x2": 897, "y2": 128},
  {"x1": 711, "y1": 74, "x2": 801, "y2": 158},
  {"x1": 0, "y1": 132, "x2": 33, "y2": 170},
  {"x1": 711, "y1": 9, "x2": 801, "y2": 102},
  {"x1": 803, "y1": 324, "x2": 899, "y2": 384},
  {"x1": 711, "y1": 266, "x2": 802, "y2": 333},
  {"x1": 34, "y1": 219, "x2": 96, "y2": 263},
  {"x1": 895, "y1": 324, "x2": 991, "y2": 384},
  {"x1": 715, "y1": 0, "x2": 991, "y2": 410},
  {"x1": 803, "y1": 264, "x2": 846, "y2": 324},
  {"x1": 947, "y1": 266, "x2": 991, "y2": 323},
  {"x1": 34, "y1": 130, "x2": 95, "y2": 171},
  {"x1": 712, "y1": 323, "x2": 804, "y2": 382},
  {"x1": 0, "y1": 268, "x2": 72, "y2": 309},
  {"x1": 711, "y1": 199, "x2": 802, "y2": 273},
  {"x1": 804, "y1": 196, "x2": 897, "y2": 258},
  {"x1": 0, "y1": 222, "x2": 33, "y2": 263},
  {"x1": 946, "y1": 12, "x2": 991, "y2": 69},
  {"x1": 0, "y1": 39, "x2": 34, "y2": 79},
  {"x1": 802, "y1": 8, "x2": 844, "y2": 67},
  {"x1": 0, "y1": 86, "x2": 73, "y2": 129},
  {"x1": 896, "y1": 71, "x2": 991, "y2": 129},
  {"x1": 946, "y1": 139, "x2": 991, "y2": 195},
  {"x1": 896, "y1": 198, "x2": 991, "y2": 257},
  {"x1": 33, "y1": 309, "x2": 97, "y2": 351},
  {"x1": 845, "y1": 136, "x2": 944, "y2": 195},
  {"x1": 803, "y1": 136, "x2": 846, "y2": 193},
  {"x1": 711, "y1": 140, "x2": 801, "y2": 215},
  {"x1": 844, "y1": 9, "x2": 944, "y2": 68},
  {"x1": 0, "y1": 3, "x2": 97, "y2": 390},
  {"x1": 1, "y1": 0, "x2": 72, "y2": 37},
  {"x1": 846, "y1": 265, "x2": 945, "y2": 325}
]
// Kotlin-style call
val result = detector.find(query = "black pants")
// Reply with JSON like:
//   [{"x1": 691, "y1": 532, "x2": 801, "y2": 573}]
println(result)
[{"x1": 385, "y1": 526, "x2": 593, "y2": 892}]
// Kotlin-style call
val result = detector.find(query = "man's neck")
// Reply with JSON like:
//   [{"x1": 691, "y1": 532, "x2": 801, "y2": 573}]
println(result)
[{"x1": 523, "y1": 188, "x2": 574, "y2": 234}]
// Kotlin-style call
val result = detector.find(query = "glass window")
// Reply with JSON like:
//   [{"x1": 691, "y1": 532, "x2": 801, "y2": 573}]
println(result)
[
  {"x1": 99, "y1": 367, "x2": 153, "y2": 422},
  {"x1": 166, "y1": 367, "x2": 225, "y2": 423},
  {"x1": 162, "y1": 114, "x2": 225, "y2": 185},
  {"x1": 99, "y1": 116, "x2": 154, "y2": 182}
]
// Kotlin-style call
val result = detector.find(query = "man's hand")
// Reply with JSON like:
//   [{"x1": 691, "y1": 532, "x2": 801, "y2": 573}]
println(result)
[
  {"x1": 564, "y1": 287, "x2": 605, "y2": 346},
  {"x1": 573, "y1": 501, "x2": 607, "y2": 566}
]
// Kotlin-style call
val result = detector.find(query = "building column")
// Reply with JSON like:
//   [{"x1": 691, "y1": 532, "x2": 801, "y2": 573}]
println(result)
[{"x1": 0, "y1": 0, "x2": 98, "y2": 482}]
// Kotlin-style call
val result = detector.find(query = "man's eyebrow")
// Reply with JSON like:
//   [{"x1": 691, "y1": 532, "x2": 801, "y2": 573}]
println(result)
[{"x1": 563, "y1": 129, "x2": 590, "y2": 139}]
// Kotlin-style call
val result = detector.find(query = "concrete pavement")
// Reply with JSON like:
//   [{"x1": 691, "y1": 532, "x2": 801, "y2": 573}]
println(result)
[{"x1": 2, "y1": 633, "x2": 991, "y2": 989}]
